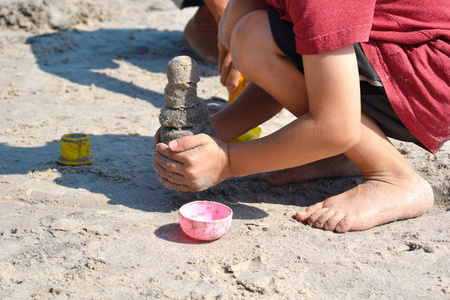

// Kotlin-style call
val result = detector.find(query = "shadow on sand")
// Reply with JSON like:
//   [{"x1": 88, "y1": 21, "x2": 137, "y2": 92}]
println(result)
[
  {"x1": 0, "y1": 134, "x2": 286, "y2": 218},
  {"x1": 26, "y1": 28, "x2": 218, "y2": 108}
]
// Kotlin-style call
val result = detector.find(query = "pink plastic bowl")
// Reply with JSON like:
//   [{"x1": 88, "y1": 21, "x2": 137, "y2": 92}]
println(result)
[{"x1": 179, "y1": 201, "x2": 233, "y2": 241}]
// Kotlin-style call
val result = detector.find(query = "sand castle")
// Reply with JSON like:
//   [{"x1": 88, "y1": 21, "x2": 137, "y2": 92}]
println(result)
[{"x1": 159, "y1": 56, "x2": 215, "y2": 144}]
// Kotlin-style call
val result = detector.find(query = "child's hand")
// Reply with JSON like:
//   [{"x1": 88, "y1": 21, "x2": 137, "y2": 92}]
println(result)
[{"x1": 153, "y1": 134, "x2": 231, "y2": 192}]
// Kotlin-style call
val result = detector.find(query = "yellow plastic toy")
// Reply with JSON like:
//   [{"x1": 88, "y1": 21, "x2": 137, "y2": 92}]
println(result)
[
  {"x1": 57, "y1": 133, "x2": 94, "y2": 166},
  {"x1": 228, "y1": 76, "x2": 262, "y2": 143}
]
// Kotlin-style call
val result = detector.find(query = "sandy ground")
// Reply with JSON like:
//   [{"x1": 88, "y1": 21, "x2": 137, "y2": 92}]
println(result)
[{"x1": 0, "y1": 0, "x2": 449, "y2": 299}]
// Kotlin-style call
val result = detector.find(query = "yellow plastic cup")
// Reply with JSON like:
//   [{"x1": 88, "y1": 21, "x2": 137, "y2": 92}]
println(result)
[
  {"x1": 228, "y1": 76, "x2": 247, "y2": 104},
  {"x1": 228, "y1": 76, "x2": 262, "y2": 143},
  {"x1": 57, "y1": 133, "x2": 94, "y2": 166},
  {"x1": 230, "y1": 127, "x2": 262, "y2": 143}
]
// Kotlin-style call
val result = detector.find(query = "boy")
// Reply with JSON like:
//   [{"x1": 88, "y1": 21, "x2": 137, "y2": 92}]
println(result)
[{"x1": 154, "y1": 0, "x2": 449, "y2": 232}]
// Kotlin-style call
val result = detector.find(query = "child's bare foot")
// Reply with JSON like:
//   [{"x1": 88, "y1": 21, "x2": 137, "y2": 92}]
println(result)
[
  {"x1": 261, "y1": 154, "x2": 361, "y2": 186},
  {"x1": 295, "y1": 171, "x2": 434, "y2": 232},
  {"x1": 183, "y1": 5, "x2": 219, "y2": 64}
]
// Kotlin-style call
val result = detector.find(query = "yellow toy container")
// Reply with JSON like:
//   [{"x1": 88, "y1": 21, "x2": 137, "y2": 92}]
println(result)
[
  {"x1": 57, "y1": 133, "x2": 94, "y2": 166},
  {"x1": 228, "y1": 76, "x2": 262, "y2": 143},
  {"x1": 228, "y1": 76, "x2": 247, "y2": 104}
]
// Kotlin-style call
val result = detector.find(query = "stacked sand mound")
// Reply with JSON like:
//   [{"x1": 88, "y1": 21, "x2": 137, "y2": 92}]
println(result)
[{"x1": 159, "y1": 56, "x2": 215, "y2": 144}]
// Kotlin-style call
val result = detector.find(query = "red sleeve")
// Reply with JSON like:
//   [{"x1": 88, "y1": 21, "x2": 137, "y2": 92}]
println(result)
[{"x1": 283, "y1": 0, "x2": 376, "y2": 54}]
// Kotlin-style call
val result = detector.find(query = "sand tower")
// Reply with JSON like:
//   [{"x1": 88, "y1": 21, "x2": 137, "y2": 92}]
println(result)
[{"x1": 159, "y1": 56, "x2": 215, "y2": 144}]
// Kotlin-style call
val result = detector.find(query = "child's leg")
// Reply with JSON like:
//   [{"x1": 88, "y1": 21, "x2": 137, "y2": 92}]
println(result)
[
  {"x1": 183, "y1": 4, "x2": 219, "y2": 64},
  {"x1": 229, "y1": 11, "x2": 308, "y2": 117},
  {"x1": 230, "y1": 10, "x2": 434, "y2": 232},
  {"x1": 295, "y1": 112, "x2": 434, "y2": 232},
  {"x1": 261, "y1": 154, "x2": 361, "y2": 186}
]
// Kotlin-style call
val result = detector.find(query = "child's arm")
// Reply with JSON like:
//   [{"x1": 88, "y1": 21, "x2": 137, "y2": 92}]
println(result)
[{"x1": 228, "y1": 45, "x2": 361, "y2": 176}]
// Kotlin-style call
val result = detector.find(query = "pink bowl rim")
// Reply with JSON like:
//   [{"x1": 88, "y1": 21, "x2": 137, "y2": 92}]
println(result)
[{"x1": 179, "y1": 200, "x2": 233, "y2": 223}]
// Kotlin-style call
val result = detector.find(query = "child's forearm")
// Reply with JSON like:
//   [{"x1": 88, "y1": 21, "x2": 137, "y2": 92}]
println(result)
[
  {"x1": 211, "y1": 82, "x2": 282, "y2": 142},
  {"x1": 227, "y1": 112, "x2": 358, "y2": 177}
]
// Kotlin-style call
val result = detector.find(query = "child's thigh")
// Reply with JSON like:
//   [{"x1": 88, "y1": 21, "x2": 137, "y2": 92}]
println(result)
[{"x1": 219, "y1": 0, "x2": 268, "y2": 47}]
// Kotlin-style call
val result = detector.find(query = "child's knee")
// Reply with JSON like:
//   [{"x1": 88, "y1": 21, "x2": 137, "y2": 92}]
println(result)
[
  {"x1": 219, "y1": 0, "x2": 268, "y2": 50},
  {"x1": 230, "y1": 11, "x2": 270, "y2": 71},
  {"x1": 232, "y1": 10, "x2": 266, "y2": 40}
]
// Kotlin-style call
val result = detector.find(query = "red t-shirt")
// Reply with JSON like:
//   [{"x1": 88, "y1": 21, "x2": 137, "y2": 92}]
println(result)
[{"x1": 266, "y1": 0, "x2": 450, "y2": 153}]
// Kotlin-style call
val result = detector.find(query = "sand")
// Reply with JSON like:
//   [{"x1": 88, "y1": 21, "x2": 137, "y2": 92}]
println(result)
[{"x1": 0, "y1": 0, "x2": 449, "y2": 299}]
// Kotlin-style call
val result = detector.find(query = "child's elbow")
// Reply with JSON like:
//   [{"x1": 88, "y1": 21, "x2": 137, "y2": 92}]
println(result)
[
  {"x1": 326, "y1": 124, "x2": 361, "y2": 154},
  {"x1": 335, "y1": 126, "x2": 361, "y2": 152}
]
